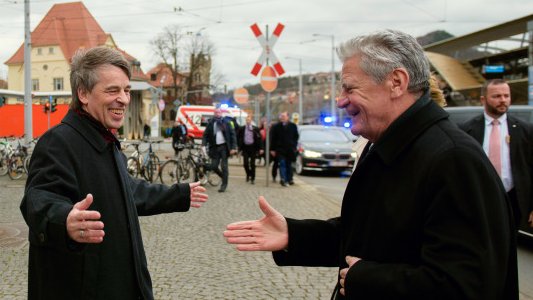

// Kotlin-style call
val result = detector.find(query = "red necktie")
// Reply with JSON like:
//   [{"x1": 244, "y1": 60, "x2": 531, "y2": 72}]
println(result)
[{"x1": 488, "y1": 119, "x2": 501, "y2": 176}]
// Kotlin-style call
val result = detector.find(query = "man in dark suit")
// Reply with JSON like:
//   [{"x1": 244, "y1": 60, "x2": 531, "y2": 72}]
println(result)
[
  {"x1": 224, "y1": 30, "x2": 518, "y2": 299},
  {"x1": 237, "y1": 115, "x2": 263, "y2": 184},
  {"x1": 270, "y1": 111, "x2": 299, "y2": 186},
  {"x1": 460, "y1": 79, "x2": 533, "y2": 232},
  {"x1": 202, "y1": 107, "x2": 237, "y2": 192}
]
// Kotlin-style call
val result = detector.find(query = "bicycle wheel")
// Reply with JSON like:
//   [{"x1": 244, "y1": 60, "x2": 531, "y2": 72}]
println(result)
[
  {"x1": 160, "y1": 159, "x2": 179, "y2": 185},
  {"x1": 0, "y1": 156, "x2": 8, "y2": 176},
  {"x1": 23, "y1": 155, "x2": 31, "y2": 174},
  {"x1": 207, "y1": 170, "x2": 221, "y2": 186},
  {"x1": 143, "y1": 154, "x2": 160, "y2": 183},
  {"x1": 127, "y1": 157, "x2": 140, "y2": 178},
  {"x1": 177, "y1": 159, "x2": 196, "y2": 184},
  {"x1": 8, "y1": 156, "x2": 25, "y2": 180}
]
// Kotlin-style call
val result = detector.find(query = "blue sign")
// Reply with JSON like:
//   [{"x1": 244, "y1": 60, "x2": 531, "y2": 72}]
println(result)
[{"x1": 482, "y1": 65, "x2": 504, "y2": 74}]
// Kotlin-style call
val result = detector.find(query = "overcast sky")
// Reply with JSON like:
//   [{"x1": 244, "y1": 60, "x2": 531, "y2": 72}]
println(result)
[{"x1": 0, "y1": 0, "x2": 531, "y2": 90}]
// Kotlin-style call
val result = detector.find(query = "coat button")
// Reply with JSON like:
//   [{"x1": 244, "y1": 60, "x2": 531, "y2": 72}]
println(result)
[{"x1": 38, "y1": 233, "x2": 45, "y2": 242}]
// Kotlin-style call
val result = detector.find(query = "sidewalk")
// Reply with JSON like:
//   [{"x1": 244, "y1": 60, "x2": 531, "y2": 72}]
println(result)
[{"x1": 0, "y1": 143, "x2": 342, "y2": 299}]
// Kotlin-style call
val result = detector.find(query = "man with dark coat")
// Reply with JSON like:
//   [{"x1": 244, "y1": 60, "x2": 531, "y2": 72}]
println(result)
[
  {"x1": 237, "y1": 115, "x2": 264, "y2": 184},
  {"x1": 270, "y1": 111, "x2": 299, "y2": 186},
  {"x1": 20, "y1": 47, "x2": 208, "y2": 300},
  {"x1": 202, "y1": 107, "x2": 237, "y2": 192},
  {"x1": 224, "y1": 30, "x2": 518, "y2": 299},
  {"x1": 460, "y1": 79, "x2": 533, "y2": 233},
  {"x1": 171, "y1": 119, "x2": 188, "y2": 155}
]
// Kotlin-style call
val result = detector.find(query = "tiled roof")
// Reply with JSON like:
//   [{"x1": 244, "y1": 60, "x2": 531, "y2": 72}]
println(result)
[
  {"x1": 146, "y1": 63, "x2": 186, "y2": 87},
  {"x1": 4, "y1": 2, "x2": 147, "y2": 81}
]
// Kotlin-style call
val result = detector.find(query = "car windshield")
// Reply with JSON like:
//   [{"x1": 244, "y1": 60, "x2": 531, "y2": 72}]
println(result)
[{"x1": 300, "y1": 129, "x2": 350, "y2": 143}]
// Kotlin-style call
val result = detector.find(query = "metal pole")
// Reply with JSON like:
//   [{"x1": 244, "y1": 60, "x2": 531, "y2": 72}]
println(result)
[
  {"x1": 527, "y1": 21, "x2": 533, "y2": 105},
  {"x1": 298, "y1": 58, "x2": 303, "y2": 124},
  {"x1": 330, "y1": 35, "x2": 336, "y2": 126},
  {"x1": 265, "y1": 24, "x2": 270, "y2": 187},
  {"x1": 24, "y1": 0, "x2": 32, "y2": 142}
]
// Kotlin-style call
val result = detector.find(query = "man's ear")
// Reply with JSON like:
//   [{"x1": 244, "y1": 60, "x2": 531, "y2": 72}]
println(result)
[
  {"x1": 78, "y1": 88, "x2": 89, "y2": 105},
  {"x1": 390, "y1": 68, "x2": 409, "y2": 98},
  {"x1": 480, "y1": 96, "x2": 486, "y2": 106}
]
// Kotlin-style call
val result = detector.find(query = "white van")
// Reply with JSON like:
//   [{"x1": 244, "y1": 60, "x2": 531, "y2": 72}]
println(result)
[{"x1": 176, "y1": 105, "x2": 248, "y2": 139}]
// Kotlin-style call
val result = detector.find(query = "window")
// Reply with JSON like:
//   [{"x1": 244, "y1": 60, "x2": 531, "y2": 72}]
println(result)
[
  {"x1": 53, "y1": 78, "x2": 64, "y2": 91},
  {"x1": 31, "y1": 79, "x2": 39, "y2": 91},
  {"x1": 49, "y1": 47, "x2": 54, "y2": 54},
  {"x1": 150, "y1": 73, "x2": 157, "y2": 81},
  {"x1": 37, "y1": 48, "x2": 42, "y2": 55}
]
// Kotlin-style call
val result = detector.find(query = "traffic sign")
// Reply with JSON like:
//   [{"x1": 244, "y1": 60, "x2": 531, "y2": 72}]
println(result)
[
  {"x1": 250, "y1": 23, "x2": 285, "y2": 76},
  {"x1": 233, "y1": 87, "x2": 249, "y2": 104},
  {"x1": 260, "y1": 66, "x2": 278, "y2": 92}
]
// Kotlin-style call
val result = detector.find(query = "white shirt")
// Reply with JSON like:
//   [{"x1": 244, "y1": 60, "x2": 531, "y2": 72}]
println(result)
[
  {"x1": 214, "y1": 121, "x2": 226, "y2": 145},
  {"x1": 482, "y1": 112, "x2": 513, "y2": 192}
]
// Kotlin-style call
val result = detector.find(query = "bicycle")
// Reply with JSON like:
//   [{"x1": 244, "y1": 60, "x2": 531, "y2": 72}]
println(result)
[
  {"x1": 0, "y1": 137, "x2": 15, "y2": 176},
  {"x1": 159, "y1": 143, "x2": 220, "y2": 186},
  {"x1": 125, "y1": 140, "x2": 161, "y2": 183},
  {"x1": 7, "y1": 137, "x2": 36, "y2": 180}
]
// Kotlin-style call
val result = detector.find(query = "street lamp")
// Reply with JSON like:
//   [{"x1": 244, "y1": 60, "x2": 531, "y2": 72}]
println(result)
[
  {"x1": 312, "y1": 33, "x2": 336, "y2": 125},
  {"x1": 285, "y1": 56, "x2": 303, "y2": 124}
]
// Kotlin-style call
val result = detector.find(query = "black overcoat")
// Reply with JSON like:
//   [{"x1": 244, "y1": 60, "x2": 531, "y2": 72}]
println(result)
[
  {"x1": 273, "y1": 96, "x2": 518, "y2": 299},
  {"x1": 20, "y1": 110, "x2": 192, "y2": 300}
]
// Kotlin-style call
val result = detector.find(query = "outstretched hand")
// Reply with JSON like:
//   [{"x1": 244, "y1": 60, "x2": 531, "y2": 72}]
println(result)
[
  {"x1": 189, "y1": 181, "x2": 208, "y2": 208},
  {"x1": 66, "y1": 194, "x2": 105, "y2": 243},
  {"x1": 339, "y1": 256, "x2": 361, "y2": 296},
  {"x1": 223, "y1": 196, "x2": 288, "y2": 251}
]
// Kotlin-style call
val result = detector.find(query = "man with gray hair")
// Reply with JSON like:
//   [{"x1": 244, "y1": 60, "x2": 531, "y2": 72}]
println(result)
[
  {"x1": 20, "y1": 46, "x2": 208, "y2": 299},
  {"x1": 224, "y1": 30, "x2": 517, "y2": 299}
]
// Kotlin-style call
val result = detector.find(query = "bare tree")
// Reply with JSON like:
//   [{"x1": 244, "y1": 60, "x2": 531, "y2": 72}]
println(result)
[
  {"x1": 185, "y1": 33, "x2": 215, "y2": 104},
  {"x1": 150, "y1": 24, "x2": 184, "y2": 100}
]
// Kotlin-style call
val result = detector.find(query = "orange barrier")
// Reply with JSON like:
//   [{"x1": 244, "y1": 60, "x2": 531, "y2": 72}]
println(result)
[{"x1": 0, "y1": 104, "x2": 68, "y2": 137}]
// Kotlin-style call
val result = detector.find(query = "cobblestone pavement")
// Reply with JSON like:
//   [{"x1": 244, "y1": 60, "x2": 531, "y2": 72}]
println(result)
[{"x1": 0, "y1": 149, "x2": 340, "y2": 299}]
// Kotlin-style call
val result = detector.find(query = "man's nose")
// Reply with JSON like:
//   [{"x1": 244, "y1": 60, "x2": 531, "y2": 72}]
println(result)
[{"x1": 337, "y1": 97, "x2": 349, "y2": 109}]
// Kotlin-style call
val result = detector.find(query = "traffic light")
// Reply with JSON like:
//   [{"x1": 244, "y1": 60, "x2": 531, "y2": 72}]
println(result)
[
  {"x1": 51, "y1": 98, "x2": 57, "y2": 113},
  {"x1": 0, "y1": 96, "x2": 4, "y2": 107},
  {"x1": 43, "y1": 102, "x2": 50, "y2": 113}
]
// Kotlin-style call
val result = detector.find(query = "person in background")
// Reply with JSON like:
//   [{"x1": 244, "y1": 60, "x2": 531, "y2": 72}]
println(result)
[
  {"x1": 20, "y1": 46, "x2": 208, "y2": 300},
  {"x1": 460, "y1": 79, "x2": 533, "y2": 229},
  {"x1": 202, "y1": 107, "x2": 237, "y2": 192},
  {"x1": 237, "y1": 115, "x2": 264, "y2": 184},
  {"x1": 171, "y1": 119, "x2": 188, "y2": 156},
  {"x1": 270, "y1": 111, "x2": 299, "y2": 186},
  {"x1": 224, "y1": 30, "x2": 517, "y2": 299}
]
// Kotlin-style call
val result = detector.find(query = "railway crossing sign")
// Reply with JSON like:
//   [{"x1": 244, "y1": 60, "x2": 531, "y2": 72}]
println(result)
[{"x1": 250, "y1": 23, "x2": 285, "y2": 77}]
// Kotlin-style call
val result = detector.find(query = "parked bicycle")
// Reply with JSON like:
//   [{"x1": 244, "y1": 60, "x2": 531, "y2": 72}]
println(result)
[
  {"x1": 6, "y1": 137, "x2": 37, "y2": 180},
  {"x1": 125, "y1": 140, "x2": 161, "y2": 183},
  {"x1": 159, "y1": 142, "x2": 220, "y2": 186},
  {"x1": 0, "y1": 137, "x2": 15, "y2": 176}
]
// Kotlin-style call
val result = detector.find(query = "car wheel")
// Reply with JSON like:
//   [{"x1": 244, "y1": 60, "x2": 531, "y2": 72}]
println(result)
[{"x1": 295, "y1": 155, "x2": 306, "y2": 175}]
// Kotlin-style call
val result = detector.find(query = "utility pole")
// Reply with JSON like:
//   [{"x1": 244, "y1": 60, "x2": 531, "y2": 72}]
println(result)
[
  {"x1": 24, "y1": 0, "x2": 32, "y2": 142},
  {"x1": 312, "y1": 34, "x2": 336, "y2": 125},
  {"x1": 285, "y1": 57, "x2": 303, "y2": 124}
]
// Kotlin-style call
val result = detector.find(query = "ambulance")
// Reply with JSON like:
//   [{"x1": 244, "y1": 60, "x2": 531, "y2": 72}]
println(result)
[{"x1": 176, "y1": 105, "x2": 249, "y2": 139}]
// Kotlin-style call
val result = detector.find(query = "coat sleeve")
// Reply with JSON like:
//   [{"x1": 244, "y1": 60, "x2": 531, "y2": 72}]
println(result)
[
  {"x1": 129, "y1": 177, "x2": 191, "y2": 216},
  {"x1": 344, "y1": 146, "x2": 516, "y2": 300},
  {"x1": 273, "y1": 217, "x2": 341, "y2": 267},
  {"x1": 20, "y1": 131, "x2": 82, "y2": 250}
]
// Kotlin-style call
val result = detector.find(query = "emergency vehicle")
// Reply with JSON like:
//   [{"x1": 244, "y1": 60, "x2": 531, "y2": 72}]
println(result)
[{"x1": 176, "y1": 105, "x2": 249, "y2": 139}]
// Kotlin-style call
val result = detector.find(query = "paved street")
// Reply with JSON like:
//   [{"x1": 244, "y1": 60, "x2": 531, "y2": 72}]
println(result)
[{"x1": 0, "y1": 149, "x2": 340, "y2": 299}]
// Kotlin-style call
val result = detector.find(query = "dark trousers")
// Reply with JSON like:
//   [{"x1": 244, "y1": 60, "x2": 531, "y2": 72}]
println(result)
[
  {"x1": 242, "y1": 145, "x2": 256, "y2": 181},
  {"x1": 507, "y1": 188, "x2": 521, "y2": 227},
  {"x1": 209, "y1": 144, "x2": 229, "y2": 188}
]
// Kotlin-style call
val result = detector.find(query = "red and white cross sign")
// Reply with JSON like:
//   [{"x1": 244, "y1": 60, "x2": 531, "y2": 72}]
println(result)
[{"x1": 250, "y1": 23, "x2": 285, "y2": 76}]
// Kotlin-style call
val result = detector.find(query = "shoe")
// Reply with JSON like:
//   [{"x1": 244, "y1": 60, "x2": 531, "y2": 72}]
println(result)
[
  {"x1": 280, "y1": 181, "x2": 288, "y2": 187},
  {"x1": 246, "y1": 176, "x2": 250, "y2": 182},
  {"x1": 289, "y1": 181, "x2": 294, "y2": 185},
  {"x1": 251, "y1": 179, "x2": 255, "y2": 184},
  {"x1": 218, "y1": 188, "x2": 226, "y2": 192}
]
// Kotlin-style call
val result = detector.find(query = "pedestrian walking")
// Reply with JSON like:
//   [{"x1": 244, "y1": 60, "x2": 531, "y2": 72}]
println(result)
[
  {"x1": 237, "y1": 115, "x2": 263, "y2": 184},
  {"x1": 270, "y1": 111, "x2": 299, "y2": 186},
  {"x1": 202, "y1": 107, "x2": 237, "y2": 192}
]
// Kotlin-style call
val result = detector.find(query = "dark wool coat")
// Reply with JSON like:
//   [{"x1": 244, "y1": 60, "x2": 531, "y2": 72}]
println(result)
[
  {"x1": 237, "y1": 124, "x2": 263, "y2": 153},
  {"x1": 273, "y1": 96, "x2": 518, "y2": 300},
  {"x1": 201, "y1": 117, "x2": 237, "y2": 156},
  {"x1": 270, "y1": 121, "x2": 299, "y2": 161},
  {"x1": 21, "y1": 110, "x2": 192, "y2": 300},
  {"x1": 460, "y1": 113, "x2": 533, "y2": 234}
]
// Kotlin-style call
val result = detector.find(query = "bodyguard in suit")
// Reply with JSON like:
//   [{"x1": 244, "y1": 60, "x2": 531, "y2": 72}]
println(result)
[{"x1": 460, "y1": 79, "x2": 533, "y2": 232}]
